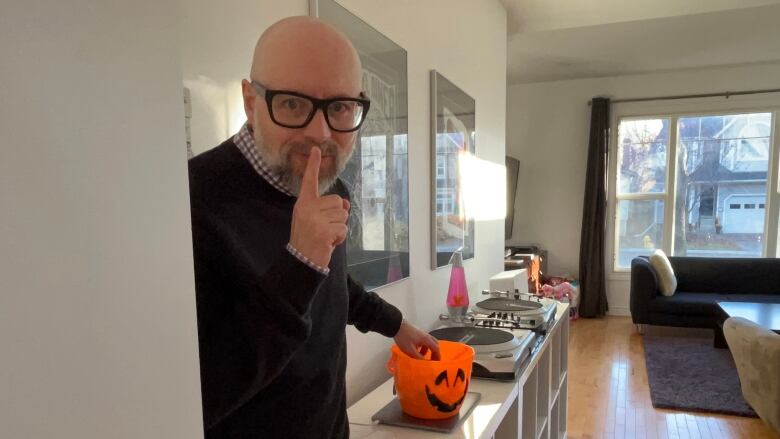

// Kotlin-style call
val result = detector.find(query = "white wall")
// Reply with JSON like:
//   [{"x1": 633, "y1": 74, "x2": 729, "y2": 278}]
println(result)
[
  {"x1": 0, "y1": 1, "x2": 204, "y2": 438},
  {"x1": 506, "y1": 62, "x2": 780, "y2": 316},
  {"x1": 180, "y1": 0, "x2": 507, "y2": 403}
]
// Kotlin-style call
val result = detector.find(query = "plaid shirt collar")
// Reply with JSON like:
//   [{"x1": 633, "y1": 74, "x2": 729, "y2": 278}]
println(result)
[{"x1": 233, "y1": 122, "x2": 295, "y2": 197}]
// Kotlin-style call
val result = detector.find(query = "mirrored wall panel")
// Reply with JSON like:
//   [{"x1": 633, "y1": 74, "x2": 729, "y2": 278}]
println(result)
[
  {"x1": 315, "y1": 0, "x2": 410, "y2": 289},
  {"x1": 430, "y1": 71, "x2": 475, "y2": 268}
]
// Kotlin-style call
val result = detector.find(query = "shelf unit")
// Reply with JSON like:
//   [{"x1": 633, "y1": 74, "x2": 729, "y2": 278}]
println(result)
[
  {"x1": 493, "y1": 305, "x2": 570, "y2": 439},
  {"x1": 515, "y1": 310, "x2": 569, "y2": 439}
]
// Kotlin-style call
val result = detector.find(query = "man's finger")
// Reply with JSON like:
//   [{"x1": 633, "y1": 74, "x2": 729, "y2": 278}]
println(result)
[
  {"x1": 299, "y1": 147, "x2": 321, "y2": 201},
  {"x1": 407, "y1": 344, "x2": 424, "y2": 359},
  {"x1": 428, "y1": 338, "x2": 442, "y2": 361},
  {"x1": 331, "y1": 223, "x2": 348, "y2": 246},
  {"x1": 319, "y1": 194, "x2": 344, "y2": 210},
  {"x1": 322, "y1": 208, "x2": 349, "y2": 224}
]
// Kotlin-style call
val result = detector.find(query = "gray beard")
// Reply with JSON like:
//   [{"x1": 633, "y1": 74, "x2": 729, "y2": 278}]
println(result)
[{"x1": 254, "y1": 134, "x2": 352, "y2": 197}]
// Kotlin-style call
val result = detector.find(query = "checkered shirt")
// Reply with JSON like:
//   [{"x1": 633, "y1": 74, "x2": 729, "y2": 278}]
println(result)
[{"x1": 233, "y1": 123, "x2": 330, "y2": 275}]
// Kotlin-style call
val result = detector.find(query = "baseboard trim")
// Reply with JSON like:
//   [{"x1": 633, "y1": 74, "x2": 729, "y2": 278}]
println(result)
[{"x1": 607, "y1": 306, "x2": 631, "y2": 317}]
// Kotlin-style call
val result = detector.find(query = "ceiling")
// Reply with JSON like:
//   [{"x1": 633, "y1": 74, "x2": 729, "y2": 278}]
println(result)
[{"x1": 499, "y1": 0, "x2": 780, "y2": 84}]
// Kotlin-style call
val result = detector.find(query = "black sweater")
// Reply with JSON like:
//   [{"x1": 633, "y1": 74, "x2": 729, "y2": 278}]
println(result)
[{"x1": 188, "y1": 139, "x2": 403, "y2": 438}]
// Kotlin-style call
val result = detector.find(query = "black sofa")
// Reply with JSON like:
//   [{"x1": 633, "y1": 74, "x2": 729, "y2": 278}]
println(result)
[{"x1": 630, "y1": 256, "x2": 780, "y2": 330}]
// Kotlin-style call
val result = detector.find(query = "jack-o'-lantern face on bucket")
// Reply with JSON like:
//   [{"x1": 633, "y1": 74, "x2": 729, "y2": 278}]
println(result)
[
  {"x1": 425, "y1": 368, "x2": 469, "y2": 413},
  {"x1": 386, "y1": 341, "x2": 475, "y2": 420}
]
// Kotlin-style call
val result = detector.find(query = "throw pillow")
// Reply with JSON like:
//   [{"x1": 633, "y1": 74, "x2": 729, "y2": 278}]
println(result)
[{"x1": 649, "y1": 249, "x2": 677, "y2": 297}]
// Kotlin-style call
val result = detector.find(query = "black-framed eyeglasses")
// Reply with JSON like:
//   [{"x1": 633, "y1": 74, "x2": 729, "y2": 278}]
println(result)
[{"x1": 250, "y1": 80, "x2": 370, "y2": 133}]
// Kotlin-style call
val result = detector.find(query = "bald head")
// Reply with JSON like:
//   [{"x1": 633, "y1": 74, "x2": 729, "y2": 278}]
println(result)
[
  {"x1": 251, "y1": 16, "x2": 362, "y2": 97},
  {"x1": 241, "y1": 16, "x2": 367, "y2": 197}
]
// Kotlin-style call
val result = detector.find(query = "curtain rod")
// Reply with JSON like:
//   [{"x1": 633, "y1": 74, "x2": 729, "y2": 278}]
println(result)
[{"x1": 588, "y1": 88, "x2": 780, "y2": 105}]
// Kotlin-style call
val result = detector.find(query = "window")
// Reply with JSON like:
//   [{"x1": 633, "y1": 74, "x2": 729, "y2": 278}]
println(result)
[
  {"x1": 614, "y1": 118, "x2": 670, "y2": 268},
  {"x1": 359, "y1": 135, "x2": 388, "y2": 251},
  {"x1": 436, "y1": 189, "x2": 456, "y2": 215},
  {"x1": 614, "y1": 111, "x2": 776, "y2": 270},
  {"x1": 675, "y1": 114, "x2": 770, "y2": 258},
  {"x1": 436, "y1": 156, "x2": 446, "y2": 179}
]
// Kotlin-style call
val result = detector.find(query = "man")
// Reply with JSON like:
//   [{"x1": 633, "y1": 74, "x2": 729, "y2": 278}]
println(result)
[{"x1": 188, "y1": 16, "x2": 440, "y2": 438}]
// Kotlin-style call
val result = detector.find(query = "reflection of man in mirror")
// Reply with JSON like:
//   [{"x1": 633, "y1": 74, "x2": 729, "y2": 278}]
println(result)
[{"x1": 187, "y1": 16, "x2": 440, "y2": 438}]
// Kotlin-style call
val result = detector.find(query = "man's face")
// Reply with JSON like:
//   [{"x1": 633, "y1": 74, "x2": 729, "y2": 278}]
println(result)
[{"x1": 243, "y1": 75, "x2": 361, "y2": 196}]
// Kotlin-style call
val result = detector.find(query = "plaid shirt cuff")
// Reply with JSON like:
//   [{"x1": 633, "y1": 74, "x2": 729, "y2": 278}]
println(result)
[{"x1": 286, "y1": 243, "x2": 330, "y2": 276}]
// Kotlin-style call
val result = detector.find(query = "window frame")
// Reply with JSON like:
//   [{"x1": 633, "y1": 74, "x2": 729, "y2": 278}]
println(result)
[
  {"x1": 607, "y1": 96, "x2": 780, "y2": 276},
  {"x1": 612, "y1": 116, "x2": 673, "y2": 272}
]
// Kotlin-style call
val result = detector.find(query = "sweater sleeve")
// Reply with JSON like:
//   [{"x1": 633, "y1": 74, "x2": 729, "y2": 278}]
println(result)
[
  {"x1": 334, "y1": 181, "x2": 403, "y2": 337},
  {"x1": 191, "y1": 205, "x2": 327, "y2": 430},
  {"x1": 346, "y1": 275, "x2": 403, "y2": 337}
]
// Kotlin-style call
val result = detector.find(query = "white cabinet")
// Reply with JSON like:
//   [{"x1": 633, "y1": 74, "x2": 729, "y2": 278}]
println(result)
[
  {"x1": 517, "y1": 309, "x2": 569, "y2": 439},
  {"x1": 348, "y1": 303, "x2": 570, "y2": 439}
]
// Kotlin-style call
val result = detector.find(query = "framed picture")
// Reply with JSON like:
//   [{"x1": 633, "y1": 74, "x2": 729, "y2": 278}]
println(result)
[
  {"x1": 311, "y1": 0, "x2": 410, "y2": 290},
  {"x1": 430, "y1": 71, "x2": 475, "y2": 269}
]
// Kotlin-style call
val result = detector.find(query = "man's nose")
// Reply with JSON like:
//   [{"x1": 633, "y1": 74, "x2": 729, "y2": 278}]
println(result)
[{"x1": 303, "y1": 109, "x2": 332, "y2": 141}]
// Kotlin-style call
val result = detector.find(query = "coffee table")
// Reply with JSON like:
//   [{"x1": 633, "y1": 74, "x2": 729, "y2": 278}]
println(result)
[{"x1": 714, "y1": 302, "x2": 780, "y2": 348}]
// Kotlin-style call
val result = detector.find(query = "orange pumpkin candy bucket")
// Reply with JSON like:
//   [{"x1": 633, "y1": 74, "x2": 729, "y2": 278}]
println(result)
[{"x1": 386, "y1": 340, "x2": 475, "y2": 419}]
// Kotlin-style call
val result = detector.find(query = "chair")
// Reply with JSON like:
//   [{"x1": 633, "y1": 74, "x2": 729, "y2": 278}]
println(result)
[{"x1": 723, "y1": 317, "x2": 780, "y2": 433}]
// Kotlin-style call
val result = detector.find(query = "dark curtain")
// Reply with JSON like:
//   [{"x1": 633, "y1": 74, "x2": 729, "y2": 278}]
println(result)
[{"x1": 578, "y1": 97, "x2": 610, "y2": 317}]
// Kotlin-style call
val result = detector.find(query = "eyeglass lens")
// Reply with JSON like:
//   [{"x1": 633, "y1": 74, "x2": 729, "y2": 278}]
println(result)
[{"x1": 270, "y1": 93, "x2": 365, "y2": 130}]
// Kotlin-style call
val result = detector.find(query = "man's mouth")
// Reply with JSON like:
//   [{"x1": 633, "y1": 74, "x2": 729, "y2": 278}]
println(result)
[{"x1": 295, "y1": 152, "x2": 334, "y2": 159}]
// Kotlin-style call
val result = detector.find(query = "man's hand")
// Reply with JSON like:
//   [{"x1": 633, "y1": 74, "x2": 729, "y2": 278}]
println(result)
[
  {"x1": 394, "y1": 319, "x2": 441, "y2": 360},
  {"x1": 289, "y1": 147, "x2": 350, "y2": 268}
]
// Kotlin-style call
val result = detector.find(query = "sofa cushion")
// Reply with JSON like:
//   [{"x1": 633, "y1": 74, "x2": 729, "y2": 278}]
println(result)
[
  {"x1": 669, "y1": 257, "x2": 780, "y2": 295},
  {"x1": 650, "y1": 249, "x2": 676, "y2": 296},
  {"x1": 649, "y1": 292, "x2": 728, "y2": 317}
]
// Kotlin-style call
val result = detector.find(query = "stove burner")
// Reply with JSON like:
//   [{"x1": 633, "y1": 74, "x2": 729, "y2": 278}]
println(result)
[
  {"x1": 430, "y1": 327, "x2": 514, "y2": 346},
  {"x1": 476, "y1": 298, "x2": 543, "y2": 312}
]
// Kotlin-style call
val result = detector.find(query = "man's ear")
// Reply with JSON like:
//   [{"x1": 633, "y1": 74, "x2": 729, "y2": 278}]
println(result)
[{"x1": 241, "y1": 79, "x2": 256, "y2": 123}]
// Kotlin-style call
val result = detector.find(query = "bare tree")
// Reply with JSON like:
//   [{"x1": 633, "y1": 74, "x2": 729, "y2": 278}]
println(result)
[{"x1": 674, "y1": 136, "x2": 738, "y2": 255}]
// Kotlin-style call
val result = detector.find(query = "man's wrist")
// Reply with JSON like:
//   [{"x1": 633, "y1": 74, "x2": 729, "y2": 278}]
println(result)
[
  {"x1": 393, "y1": 317, "x2": 406, "y2": 338},
  {"x1": 286, "y1": 243, "x2": 330, "y2": 275}
]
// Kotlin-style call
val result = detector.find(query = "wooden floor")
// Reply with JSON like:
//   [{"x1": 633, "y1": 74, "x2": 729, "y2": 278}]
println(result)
[{"x1": 566, "y1": 316, "x2": 779, "y2": 439}]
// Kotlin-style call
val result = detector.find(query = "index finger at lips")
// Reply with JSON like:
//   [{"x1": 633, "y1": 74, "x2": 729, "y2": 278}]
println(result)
[{"x1": 299, "y1": 147, "x2": 321, "y2": 201}]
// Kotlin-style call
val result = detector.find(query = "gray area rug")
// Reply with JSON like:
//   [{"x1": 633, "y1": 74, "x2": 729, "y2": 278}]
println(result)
[{"x1": 643, "y1": 335, "x2": 757, "y2": 417}]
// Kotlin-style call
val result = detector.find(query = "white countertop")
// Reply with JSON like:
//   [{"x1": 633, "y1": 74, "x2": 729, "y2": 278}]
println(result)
[{"x1": 348, "y1": 378, "x2": 518, "y2": 439}]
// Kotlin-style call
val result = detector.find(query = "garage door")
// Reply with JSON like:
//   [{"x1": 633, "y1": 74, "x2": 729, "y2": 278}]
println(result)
[{"x1": 722, "y1": 195, "x2": 766, "y2": 233}]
